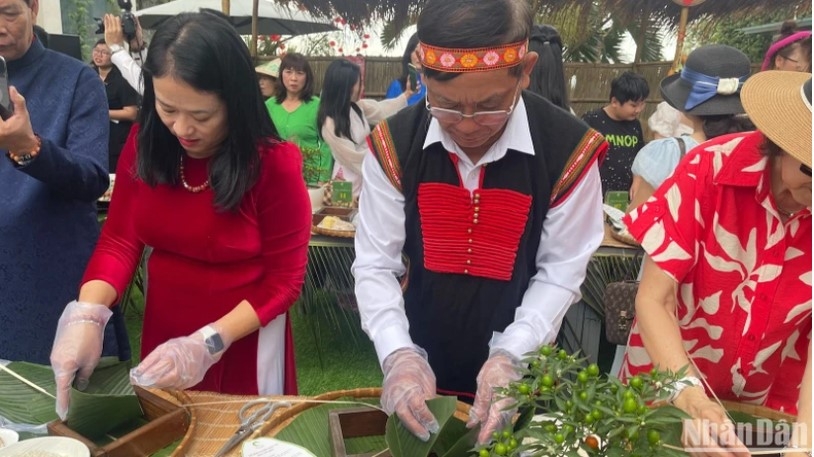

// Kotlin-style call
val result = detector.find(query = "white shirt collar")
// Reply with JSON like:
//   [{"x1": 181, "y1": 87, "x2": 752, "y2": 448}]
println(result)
[{"x1": 422, "y1": 95, "x2": 534, "y2": 167}]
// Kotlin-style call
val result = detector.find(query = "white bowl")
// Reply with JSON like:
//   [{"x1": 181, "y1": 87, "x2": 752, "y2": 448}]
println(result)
[
  {"x1": 0, "y1": 436, "x2": 89, "y2": 456},
  {"x1": 0, "y1": 429, "x2": 18, "y2": 449}
]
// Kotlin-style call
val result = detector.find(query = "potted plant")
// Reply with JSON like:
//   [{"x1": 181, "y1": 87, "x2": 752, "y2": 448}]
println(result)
[
  {"x1": 299, "y1": 145, "x2": 327, "y2": 213},
  {"x1": 475, "y1": 345, "x2": 690, "y2": 457}
]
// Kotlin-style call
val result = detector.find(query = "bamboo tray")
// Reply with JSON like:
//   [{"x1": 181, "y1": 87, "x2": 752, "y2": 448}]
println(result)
[
  {"x1": 312, "y1": 207, "x2": 357, "y2": 238},
  {"x1": 260, "y1": 388, "x2": 470, "y2": 437}
]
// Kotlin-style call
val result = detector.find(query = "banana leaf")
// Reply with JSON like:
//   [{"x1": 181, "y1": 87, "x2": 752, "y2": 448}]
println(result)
[
  {"x1": 0, "y1": 361, "x2": 58, "y2": 425},
  {"x1": 273, "y1": 398, "x2": 386, "y2": 456},
  {"x1": 385, "y1": 396, "x2": 471, "y2": 457},
  {"x1": 65, "y1": 359, "x2": 142, "y2": 440},
  {"x1": 0, "y1": 359, "x2": 141, "y2": 441}
]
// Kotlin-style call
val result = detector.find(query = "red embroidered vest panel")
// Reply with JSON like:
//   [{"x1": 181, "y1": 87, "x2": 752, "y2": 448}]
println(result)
[{"x1": 418, "y1": 182, "x2": 532, "y2": 281}]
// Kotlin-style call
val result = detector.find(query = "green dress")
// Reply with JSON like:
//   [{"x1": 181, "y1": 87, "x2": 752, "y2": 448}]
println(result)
[{"x1": 266, "y1": 96, "x2": 333, "y2": 185}]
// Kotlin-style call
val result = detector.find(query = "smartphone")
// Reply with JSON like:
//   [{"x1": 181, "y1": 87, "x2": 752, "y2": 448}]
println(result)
[
  {"x1": 407, "y1": 63, "x2": 418, "y2": 92},
  {"x1": 0, "y1": 56, "x2": 13, "y2": 120}
]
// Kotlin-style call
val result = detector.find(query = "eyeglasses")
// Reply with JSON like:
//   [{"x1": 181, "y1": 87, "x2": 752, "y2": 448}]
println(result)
[
  {"x1": 800, "y1": 164, "x2": 812, "y2": 177},
  {"x1": 92, "y1": 49, "x2": 111, "y2": 56},
  {"x1": 425, "y1": 85, "x2": 520, "y2": 127}
]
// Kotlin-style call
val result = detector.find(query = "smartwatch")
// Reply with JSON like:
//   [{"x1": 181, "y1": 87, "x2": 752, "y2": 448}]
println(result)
[
  {"x1": 199, "y1": 325, "x2": 225, "y2": 355},
  {"x1": 108, "y1": 43, "x2": 126, "y2": 55}
]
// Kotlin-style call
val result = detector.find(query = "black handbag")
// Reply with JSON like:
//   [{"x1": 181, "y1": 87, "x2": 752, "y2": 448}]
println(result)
[{"x1": 603, "y1": 280, "x2": 639, "y2": 345}]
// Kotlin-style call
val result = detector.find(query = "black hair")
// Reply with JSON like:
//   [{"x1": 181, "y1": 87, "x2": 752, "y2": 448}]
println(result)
[
  {"x1": 768, "y1": 20, "x2": 812, "y2": 71},
  {"x1": 759, "y1": 136, "x2": 784, "y2": 158},
  {"x1": 273, "y1": 52, "x2": 315, "y2": 103},
  {"x1": 396, "y1": 33, "x2": 420, "y2": 91},
  {"x1": 700, "y1": 114, "x2": 754, "y2": 140},
  {"x1": 610, "y1": 71, "x2": 650, "y2": 104},
  {"x1": 528, "y1": 24, "x2": 569, "y2": 111},
  {"x1": 416, "y1": 0, "x2": 532, "y2": 81},
  {"x1": 94, "y1": 38, "x2": 106, "y2": 47},
  {"x1": 317, "y1": 59, "x2": 363, "y2": 144},
  {"x1": 137, "y1": 10, "x2": 278, "y2": 212}
]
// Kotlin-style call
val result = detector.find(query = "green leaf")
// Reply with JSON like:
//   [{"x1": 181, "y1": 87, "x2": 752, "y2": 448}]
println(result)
[
  {"x1": 65, "y1": 359, "x2": 142, "y2": 440},
  {"x1": 386, "y1": 396, "x2": 458, "y2": 457},
  {"x1": 444, "y1": 426, "x2": 480, "y2": 457},
  {"x1": 0, "y1": 361, "x2": 59, "y2": 425},
  {"x1": 273, "y1": 398, "x2": 384, "y2": 456}
]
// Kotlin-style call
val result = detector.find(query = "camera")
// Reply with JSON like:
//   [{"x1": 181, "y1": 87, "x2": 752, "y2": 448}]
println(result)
[{"x1": 95, "y1": 0, "x2": 137, "y2": 42}]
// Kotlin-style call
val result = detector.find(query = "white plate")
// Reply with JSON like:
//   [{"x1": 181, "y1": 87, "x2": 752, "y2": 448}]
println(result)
[
  {"x1": 0, "y1": 437, "x2": 89, "y2": 457},
  {"x1": 241, "y1": 438, "x2": 317, "y2": 456},
  {"x1": 0, "y1": 429, "x2": 18, "y2": 449}
]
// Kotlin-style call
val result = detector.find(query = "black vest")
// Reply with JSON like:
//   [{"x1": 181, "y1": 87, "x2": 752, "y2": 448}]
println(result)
[{"x1": 369, "y1": 91, "x2": 606, "y2": 399}]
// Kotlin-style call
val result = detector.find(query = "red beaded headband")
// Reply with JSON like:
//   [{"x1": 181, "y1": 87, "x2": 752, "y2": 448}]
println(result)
[{"x1": 418, "y1": 40, "x2": 528, "y2": 73}]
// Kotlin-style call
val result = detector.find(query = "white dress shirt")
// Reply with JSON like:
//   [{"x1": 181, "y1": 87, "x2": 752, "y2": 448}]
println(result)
[
  {"x1": 352, "y1": 97, "x2": 604, "y2": 366},
  {"x1": 111, "y1": 48, "x2": 144, "y2": 95}
]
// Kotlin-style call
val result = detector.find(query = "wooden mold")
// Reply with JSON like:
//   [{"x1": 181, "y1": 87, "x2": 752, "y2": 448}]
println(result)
[
  {"x1": 47, "y1": 386, "x2": 190, "y2": 457},
  {"x1": 328, "y1": 406, "x2": 391, "y2": 457}
]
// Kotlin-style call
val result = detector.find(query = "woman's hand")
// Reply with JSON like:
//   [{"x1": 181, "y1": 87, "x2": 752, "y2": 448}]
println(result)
[
  {"x1": 50, "y1": 301, "x2": 113, "y2": 420},
  {"x1": 675, "y1": 387, "x2": 750, "y2": 457}
]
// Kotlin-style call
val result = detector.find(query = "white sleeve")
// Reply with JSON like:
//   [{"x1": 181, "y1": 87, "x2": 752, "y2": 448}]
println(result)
[
  {"x1": 321, "y1": 118, "x2": 365, "y2": 178},
  {"x1": 352, "y1": 153, "x2": 412, "y2": 366},
  {"x1": 489, "y1": 163, "x2": 604, "y2": 359},
  {"x1": 357, "y1": 96, "x2": 407, "y2": 127},
  {"x1": 111, "y1": 50, "x2": 144, "y2": 95}
]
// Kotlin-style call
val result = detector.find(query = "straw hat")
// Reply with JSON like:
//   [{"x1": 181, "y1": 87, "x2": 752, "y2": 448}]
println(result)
[
  {"x1": 660, "y1": 44, "x2": 751, "y2": 116},
  {"x1": 255, "y1": 58, "x2": 281, "y2": 78},
  {"x1": 741, "y1": 71, "x2": 812, "y2": 167}
]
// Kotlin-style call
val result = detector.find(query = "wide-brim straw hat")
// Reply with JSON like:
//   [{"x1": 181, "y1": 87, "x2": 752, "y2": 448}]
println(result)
[
  {"x1": 256, "y1": 58, "x2": 281, "y2": 78},
  {"x1": 660, "y1": 44, "x2": 751, "y2": 116},
  {"x1": 742, "y1": 71, "x2": 812, "y2": 167}
]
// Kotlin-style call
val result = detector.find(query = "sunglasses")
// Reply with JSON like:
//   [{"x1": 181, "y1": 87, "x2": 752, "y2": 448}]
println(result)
[{"x1": 801, "y1": 164, "x2": 812, "y2": 177}]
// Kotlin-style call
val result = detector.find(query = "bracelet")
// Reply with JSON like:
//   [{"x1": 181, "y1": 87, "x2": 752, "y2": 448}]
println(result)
[
  {"x1": 7, "y1": 134, "x2": 41, "y2": 166},
  {"x1": 667, "y1": 375, "x2": 703, "y2": 404}
]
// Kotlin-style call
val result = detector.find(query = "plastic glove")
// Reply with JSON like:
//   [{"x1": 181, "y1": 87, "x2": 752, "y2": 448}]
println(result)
[
  {"x1": 467, "y1": 350, "x2": 522, "y2": 444},
  {"x1": 676, "y1": 388, "x2": 750, "y2": 457},
  {"x1": 50, "y1": 300, "x2": 113, "y2": 420},
  {"x1": 130, "y1": 325, "x2": 226, "y2": 390},
  {"x1": 380, "y1": 347, "x2": 439, "y2": 442}
]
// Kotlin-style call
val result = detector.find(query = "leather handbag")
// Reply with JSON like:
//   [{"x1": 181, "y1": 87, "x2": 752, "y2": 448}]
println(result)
[{"x1": 603, "y1": 280, "x2": 639, "y2": 345}]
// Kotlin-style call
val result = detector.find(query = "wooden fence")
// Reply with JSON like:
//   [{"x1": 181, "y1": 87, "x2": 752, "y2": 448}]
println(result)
[{"x1": 259, "y1": 56, "x2": 761, "y2": 140}]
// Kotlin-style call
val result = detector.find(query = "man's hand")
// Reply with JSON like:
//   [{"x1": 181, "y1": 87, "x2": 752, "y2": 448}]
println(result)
[
  {"x1": 104, "y1": 14, "x2": 125, "y2": 48},
  {"x1": 0, "y1": 86, "x2": 38, "y2": 153},
  {"x1": 380, "y1": 347, "x2": 440, "y2": 441},
  {"x1": 467, "y1": 350, "x2": 522, "y2": 444}
]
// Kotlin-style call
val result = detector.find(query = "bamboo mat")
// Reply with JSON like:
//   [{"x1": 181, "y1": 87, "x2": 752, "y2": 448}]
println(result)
[{"x1": 151, "y1": 389, "x2": 295, "y2": 457}]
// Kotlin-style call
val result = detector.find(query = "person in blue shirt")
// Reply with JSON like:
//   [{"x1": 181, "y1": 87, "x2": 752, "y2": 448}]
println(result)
[
  {"x1": 0, "y1": 0, "x2": 123, "y2": 364},
  {"x1": 384, "y1": 33, "x2": 426, "y2": 106}
]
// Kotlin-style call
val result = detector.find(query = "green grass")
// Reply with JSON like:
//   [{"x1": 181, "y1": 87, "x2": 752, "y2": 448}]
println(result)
[{"x1": 123, "y1": 290, "x2": 381, "y2": 395}]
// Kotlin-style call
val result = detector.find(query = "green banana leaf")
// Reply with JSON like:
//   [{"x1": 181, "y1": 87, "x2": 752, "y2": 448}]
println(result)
[
  {"x1": 0, "y1": 361, "x2": 58, "y2": 425},
  {"x1": 273, "y1": 398, "x2": 386, "y2": 455},
  {"x1": 273, "y1": 396, "x2": 475, "y2": 457},
  {"x1": 0, "y1": 359, "x2": 141, "y2": 441},
  {"x1": 385, "y1": 396, "x2": 475, "y2": 457},
  {"x1": 65, "y1": 359, "x2": 142, "y2": 439}
]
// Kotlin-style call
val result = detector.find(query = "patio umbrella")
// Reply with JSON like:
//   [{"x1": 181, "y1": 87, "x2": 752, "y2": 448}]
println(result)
[{"x1": 135, "y1": 0, "x2": 336, "y2": 36}]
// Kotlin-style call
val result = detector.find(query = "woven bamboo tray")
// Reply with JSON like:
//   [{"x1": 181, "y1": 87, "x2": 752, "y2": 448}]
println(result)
[{"x1": 259, "y1": 388, "x2": 471, "y2": 437}]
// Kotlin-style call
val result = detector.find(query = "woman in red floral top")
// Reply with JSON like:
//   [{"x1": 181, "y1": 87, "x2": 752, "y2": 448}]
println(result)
[{"x1": 622, "y1": 72, "x2": 812, "y2": 457}]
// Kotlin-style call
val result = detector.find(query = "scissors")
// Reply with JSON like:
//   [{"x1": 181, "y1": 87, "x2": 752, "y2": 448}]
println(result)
[{"x1": 214, "y1": 399, "x2": 291, "y2": 457}]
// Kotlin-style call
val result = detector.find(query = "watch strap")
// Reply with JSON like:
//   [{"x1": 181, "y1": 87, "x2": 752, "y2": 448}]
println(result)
[{"x1": 199, "y1": 324, "x2": 225, "y2": 355}]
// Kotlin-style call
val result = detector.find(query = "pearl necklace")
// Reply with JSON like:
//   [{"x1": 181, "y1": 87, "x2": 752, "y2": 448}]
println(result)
[{"x1": 179, "y1": 156, "x2": 210, "y2": 193}]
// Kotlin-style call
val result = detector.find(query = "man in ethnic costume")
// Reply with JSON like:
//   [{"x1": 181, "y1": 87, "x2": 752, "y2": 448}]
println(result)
[{"x1": 352, "y1": 0, "x2": 608, "y2": 444}]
